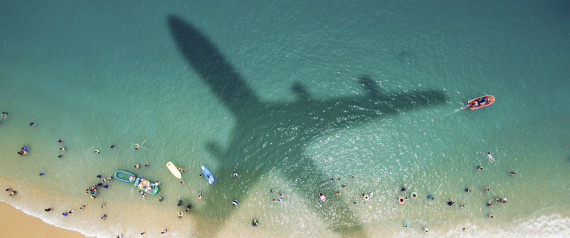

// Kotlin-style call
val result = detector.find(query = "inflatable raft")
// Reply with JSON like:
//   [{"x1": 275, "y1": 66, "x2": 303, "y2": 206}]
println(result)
[
  {"x1": 465, "y1": 95, "x2": 495, "y2": 110},
  {"x1": 134, "y1": 177, "x2": 159, "y2": 195},
  {"x1": 114, "y1": 170, "x2": 136, "y2": 183}
]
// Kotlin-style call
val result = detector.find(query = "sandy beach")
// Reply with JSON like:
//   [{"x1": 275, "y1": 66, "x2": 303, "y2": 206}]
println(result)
[{"x1": 0, "y1": 201, "x2": 91, "y2": 238}]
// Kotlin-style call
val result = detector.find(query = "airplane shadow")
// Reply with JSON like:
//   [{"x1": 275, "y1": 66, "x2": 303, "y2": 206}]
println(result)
[{"x1": 168, "y1": 15, "x2": 447, "y2": 236}]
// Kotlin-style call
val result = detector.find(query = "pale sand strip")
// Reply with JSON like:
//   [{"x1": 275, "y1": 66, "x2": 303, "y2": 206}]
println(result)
[{"x1": 0, "y1": 201, "x2": 92, "y2": 238}]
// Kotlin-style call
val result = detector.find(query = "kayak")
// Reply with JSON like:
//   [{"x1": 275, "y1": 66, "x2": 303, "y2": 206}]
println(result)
[
  {"x1": 134, "y1": 177, "x2": 159, "y2": 195},
  {"x1": 114, "y1": 170, "x2": 136, "y2": 183},
  {"x1": 465, "y1": 95, "x2": 495, "y2": 110},
  {"x1": 166, "y1": 161, "x2": 182, "y2": 179},
  {"x1": 201, "y1": 165, "x2": 215, "y2": 184}
]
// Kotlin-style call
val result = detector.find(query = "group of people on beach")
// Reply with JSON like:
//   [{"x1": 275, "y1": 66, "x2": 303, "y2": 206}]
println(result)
[{"x1": 5, "y1": 186, "x2": 17, "y2": 197}]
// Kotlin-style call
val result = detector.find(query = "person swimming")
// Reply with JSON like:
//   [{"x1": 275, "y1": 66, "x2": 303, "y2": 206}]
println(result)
[
  {"x1": 319, "y1": 192, "x2": 326, "y2": 202},
  {"x1": 487, "y1": 152, "x2": 495, "y2": 162},
  {"x1": 134, "y1": 140, "x2": 146, "y2": 150}
]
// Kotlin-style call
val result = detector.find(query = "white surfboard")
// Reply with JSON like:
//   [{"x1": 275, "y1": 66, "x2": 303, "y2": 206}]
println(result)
[{"x1": 166, "y1": 161, "x2": 182, "y2": 179}]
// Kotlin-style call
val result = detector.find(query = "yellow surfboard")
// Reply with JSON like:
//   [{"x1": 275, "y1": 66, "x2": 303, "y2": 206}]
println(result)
[{"x1": 166, "y1": 161, "x2": 182, "y2": 179}]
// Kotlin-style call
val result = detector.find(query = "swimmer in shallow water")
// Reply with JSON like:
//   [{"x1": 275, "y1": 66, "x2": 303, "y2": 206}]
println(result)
[
  {"x1": 319, "y1": 192, "x2": 326, "y2": 202},
  {"x1": 1, "y1": 112, "x2": 7, "y2": 119},
  {"x1": 487, "y1": 152, "x2": 495, "y2": 163},
  {"x1": 509, "y1": 170, "x2": 516, "y2": 176},
  {"x1": 134, "y1": 140, "x2": 146, "y2": 150}
]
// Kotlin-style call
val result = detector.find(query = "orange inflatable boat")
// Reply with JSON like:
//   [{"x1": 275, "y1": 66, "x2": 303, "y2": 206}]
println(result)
[{"x1": 465, "y1": 95, "x2": 495, "y2": 110}]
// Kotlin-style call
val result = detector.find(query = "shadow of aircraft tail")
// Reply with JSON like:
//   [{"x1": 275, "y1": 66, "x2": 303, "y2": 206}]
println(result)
[{"x1": 168, "y1": 15, "x2": 447, "y2": 237}]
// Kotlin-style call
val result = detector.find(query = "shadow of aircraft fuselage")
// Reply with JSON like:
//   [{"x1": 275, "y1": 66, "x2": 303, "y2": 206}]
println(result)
[{"x1": 168, "y1": 15, "x2": 446, "y2": 236}]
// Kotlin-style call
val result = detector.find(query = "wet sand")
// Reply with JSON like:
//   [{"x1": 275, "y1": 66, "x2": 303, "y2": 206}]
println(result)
[{"x1": 0, "y1": 201, "x2": 91, "y2": 238}]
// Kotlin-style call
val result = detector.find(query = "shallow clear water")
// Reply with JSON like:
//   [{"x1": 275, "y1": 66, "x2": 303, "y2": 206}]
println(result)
[{"x1": 1, "y1": 0, "x2": 569, "y2": 237}]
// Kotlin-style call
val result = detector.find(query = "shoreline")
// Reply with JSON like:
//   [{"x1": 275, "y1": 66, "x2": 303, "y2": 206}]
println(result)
[{"x1": 0, "y1": 201, "x2": 92, "y2": 238}]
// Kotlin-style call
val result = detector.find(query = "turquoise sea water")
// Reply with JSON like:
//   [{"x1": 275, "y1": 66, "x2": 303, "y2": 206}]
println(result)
[{"x1": 1, "y1": 0, "x2": 569, "y2": 237}]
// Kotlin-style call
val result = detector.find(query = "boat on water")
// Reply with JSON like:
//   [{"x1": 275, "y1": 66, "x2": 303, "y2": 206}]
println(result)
[
  {"x1": 114, "y1": 170, "x2": 136, "y2": 183},
  {"x1": 465, "y1": 95, "x2": 495, "y2": 110},
  {"x1": 135, "y1": 177, "x2": 159, "y2": 195}
]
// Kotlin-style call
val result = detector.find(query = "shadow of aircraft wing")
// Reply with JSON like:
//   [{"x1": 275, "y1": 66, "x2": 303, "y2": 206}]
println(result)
[{"x1": 269, "y1": 77, "x2": 446, "y2": 132}]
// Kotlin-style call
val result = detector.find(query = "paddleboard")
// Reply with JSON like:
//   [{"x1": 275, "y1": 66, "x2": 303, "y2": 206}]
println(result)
[
  {"x1": 201, "y1": 165, "x2": 215, "y2": 184},
  {"x1": 166, "y1": 162, "x2": 182, "y2": 179}
]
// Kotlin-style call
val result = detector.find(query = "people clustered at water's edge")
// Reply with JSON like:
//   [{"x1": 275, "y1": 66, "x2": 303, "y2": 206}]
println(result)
[{"x1": 2, "y1": 112, "x2": 523, "y2": 235}]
